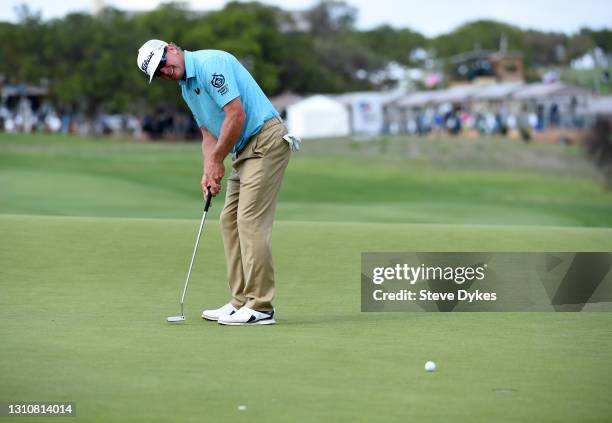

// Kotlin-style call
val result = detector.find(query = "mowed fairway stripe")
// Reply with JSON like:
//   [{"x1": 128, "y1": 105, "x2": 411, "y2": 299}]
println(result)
[
  {"x1": 1, "y1": 214, "x2": 611, "y2": 422},
  {"x1": 0, "y1": 169, "x2": 206, "y2": 219}
]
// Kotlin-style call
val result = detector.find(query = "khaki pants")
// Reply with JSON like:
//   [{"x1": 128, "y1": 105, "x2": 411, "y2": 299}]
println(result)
[{"x1": 219, "y1": 118, "x2": 290, "y2": 312}]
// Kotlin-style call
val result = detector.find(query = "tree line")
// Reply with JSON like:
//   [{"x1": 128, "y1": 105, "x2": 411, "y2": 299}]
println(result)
[{"x1": 1, "y1": 0, "x2": 610, "y2": 116}]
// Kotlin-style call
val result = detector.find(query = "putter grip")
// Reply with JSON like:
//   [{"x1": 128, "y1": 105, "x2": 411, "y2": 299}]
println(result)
[{"x1": 204, "y1": 188, "x2": 213, "y2": 212}]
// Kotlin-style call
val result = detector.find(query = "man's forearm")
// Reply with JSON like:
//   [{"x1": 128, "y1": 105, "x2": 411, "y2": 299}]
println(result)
[
  {"x1": 211, "y1": 112, "x2": 244, "y2": 162},
  {"x1": 201, "y1": 130, "x2": 216, "y2": 168},
  {"x1": 201, "y1": 98, "x2": 246, "y2": 196}
]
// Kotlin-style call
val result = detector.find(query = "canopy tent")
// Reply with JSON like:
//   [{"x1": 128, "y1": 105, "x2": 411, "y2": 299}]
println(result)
[{"x1": 286, "y1": 95, "x2": 351, "y2": 139}]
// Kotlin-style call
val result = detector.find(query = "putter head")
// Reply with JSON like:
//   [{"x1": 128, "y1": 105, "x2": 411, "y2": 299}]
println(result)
[{"x1": 167, "y1": 315, "x2": 186, "y2": 323}]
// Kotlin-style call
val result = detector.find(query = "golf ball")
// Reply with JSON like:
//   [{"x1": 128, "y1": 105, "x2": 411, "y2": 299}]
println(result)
[
  {"x1": 238, "y1": 405, "x2": 247, "y2": 411},
  {"x1": 425, "y1": 361, "x2": 436, "y2": 372}
]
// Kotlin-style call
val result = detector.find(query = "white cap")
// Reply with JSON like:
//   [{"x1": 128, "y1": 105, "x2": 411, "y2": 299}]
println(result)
[{"x1": 137, "y1": 39, "x2": 168, "y2": 83}]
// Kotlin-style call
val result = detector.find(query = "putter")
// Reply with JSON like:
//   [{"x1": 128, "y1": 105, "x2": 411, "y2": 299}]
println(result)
[{"x1": 167, "y1": 190, "x2": 213, "y2": 323}]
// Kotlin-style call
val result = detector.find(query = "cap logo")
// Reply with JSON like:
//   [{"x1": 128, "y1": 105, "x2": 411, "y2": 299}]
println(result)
[{"x1": 141, "y1": 51, "x2": 155, "y2": 72}]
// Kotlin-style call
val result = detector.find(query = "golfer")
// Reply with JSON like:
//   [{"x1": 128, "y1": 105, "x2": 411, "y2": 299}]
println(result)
[{"x1": 137, "y1": 40, "x2": 298, "y2": 325}]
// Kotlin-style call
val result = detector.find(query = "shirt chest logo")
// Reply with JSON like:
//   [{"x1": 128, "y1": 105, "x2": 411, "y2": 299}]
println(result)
[{"x1": 194, "y1": 87, "x2": 200, "y2": 95}]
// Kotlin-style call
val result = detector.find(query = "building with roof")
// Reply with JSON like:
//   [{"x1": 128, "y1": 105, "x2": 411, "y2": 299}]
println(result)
[
  {"x1": 585, "y1": 96, "x2": 612, "y2": 116},
  {"x1": 383, "y1": 80, "x2": 595, "y2": 135},
  {"x1": 449, "y1": 50, "x2": 524, "y2": 84},
  {"x1": 471, "y1": 82, "x2": 525, "y2": 115}
]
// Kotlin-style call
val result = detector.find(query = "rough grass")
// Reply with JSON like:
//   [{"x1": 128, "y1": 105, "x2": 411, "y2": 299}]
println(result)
[{"x1": 1, "y1": 133, "x2": 611, "y2": 226}]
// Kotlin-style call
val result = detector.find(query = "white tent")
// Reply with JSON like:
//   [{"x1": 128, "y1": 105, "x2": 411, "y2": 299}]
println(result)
[
  {"x1": 286, "y1": 95, "x2": 350, "y2": 139},
  {"x1": 336, "y1": 90, "x2": 403, "y2": 136}
]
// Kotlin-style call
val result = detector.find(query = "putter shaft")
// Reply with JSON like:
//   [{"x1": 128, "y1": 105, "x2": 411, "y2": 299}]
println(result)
[{"x1": 176, "y1": 193, "x2": 213, "y2": 316}]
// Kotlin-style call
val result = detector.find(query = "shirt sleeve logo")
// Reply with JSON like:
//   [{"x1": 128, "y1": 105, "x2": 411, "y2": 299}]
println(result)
[{"x1": 211, "y1": 74, "x2": 225, "y2": 89}]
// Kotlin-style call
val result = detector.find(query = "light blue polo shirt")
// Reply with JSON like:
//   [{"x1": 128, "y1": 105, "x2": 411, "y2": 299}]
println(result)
[{"x1": 178, "y1": 50, "x2": 279, "y2": 154}]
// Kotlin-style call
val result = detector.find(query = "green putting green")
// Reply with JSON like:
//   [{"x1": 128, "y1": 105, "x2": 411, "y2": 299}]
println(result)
[
  {"x1": 1, "y1": 215, "x2": 611, "y2": 422},
  {"x1": 1, "y1": 133, "x2": 611, "y2": 421}
]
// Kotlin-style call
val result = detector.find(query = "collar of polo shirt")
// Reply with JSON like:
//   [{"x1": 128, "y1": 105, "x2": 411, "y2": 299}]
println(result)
[{"x1": 178, "y1": 51, "x2": 196, "y2": 86}]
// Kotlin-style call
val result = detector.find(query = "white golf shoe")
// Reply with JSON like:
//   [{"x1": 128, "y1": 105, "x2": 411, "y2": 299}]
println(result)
[
  {"x1": 218, "y1": 306, "x2": 275, "y2": 326},
  {"x1": 201, "y1": 303, "x2": 238, "y2": 321}
]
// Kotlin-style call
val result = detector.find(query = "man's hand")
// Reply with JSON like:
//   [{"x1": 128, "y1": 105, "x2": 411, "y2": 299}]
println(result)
[
  {"x1": 200, "y1": 175, "x2": 210, "y2": 198},
  {"x1": 203, "y1": 157, "x2": 224, "y2": 196}
]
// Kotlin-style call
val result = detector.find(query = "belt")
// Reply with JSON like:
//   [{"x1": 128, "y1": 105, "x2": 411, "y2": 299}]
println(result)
[
  {"x1": 260, "y1": 116, "x2": 283, "y2": 132},
  {"x1": 235, "y1": 116, "x2": 283, "y2": 157}
]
